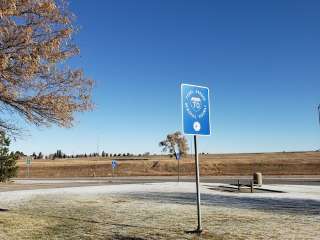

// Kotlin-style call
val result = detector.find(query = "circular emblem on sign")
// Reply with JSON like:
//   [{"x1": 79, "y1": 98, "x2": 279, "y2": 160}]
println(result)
[
  {"x1": 184, "y1": 89, "x2": 208, "y2": 120},
  {"x1": 193, "y1": 121, "x2": 201, "y2": 131}
]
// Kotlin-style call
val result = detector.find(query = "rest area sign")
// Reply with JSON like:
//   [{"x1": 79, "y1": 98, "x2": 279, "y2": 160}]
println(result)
[{"x1": 181, "y1": 84, "x2": 211, "y2": 136}]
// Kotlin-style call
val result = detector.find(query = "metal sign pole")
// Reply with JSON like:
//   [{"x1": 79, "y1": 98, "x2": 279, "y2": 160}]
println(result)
[
  {"x1": 318, "y1": 104, "x2": 320, "y2": 125},
  {"x1": 194, "y1": 135, "x2": 202, "y2": 233},
  {"x1": 178, "y1": 157, "x2": 180, "y2": 183},
  {"x1": 181, "y1": 83, "x2": 210, "y2": 234},
  {"x1": 26, "y1": 158, "x2": 30, "y2": 178}
]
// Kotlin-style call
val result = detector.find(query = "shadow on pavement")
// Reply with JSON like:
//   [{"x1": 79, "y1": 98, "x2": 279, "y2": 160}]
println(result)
[{"x1": 125, "y1": 192, "x2": 320, "y2": 216}]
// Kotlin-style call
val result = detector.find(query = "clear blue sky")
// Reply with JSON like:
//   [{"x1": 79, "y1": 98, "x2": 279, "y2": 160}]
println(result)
[{"x1": 12, "y1": 0, "x2": 320, "y2": 155}]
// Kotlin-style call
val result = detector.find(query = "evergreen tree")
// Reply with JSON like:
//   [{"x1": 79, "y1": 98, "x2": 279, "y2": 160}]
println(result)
[
  {"x1": 101, "y1": 151, "x2": 106, "y2": 157},
  {"x1": 14, "y1": 151, "x2": 25, "y2": 159},
  {"x1": 0, "y1": 132, "x2": 18, "y2": 182},
  {"x1": 56, "y1": 150, "x2": 63, "y2": 158},
  {"x1": 37, "y1": 152, "x2": 43, "y2": 159}
]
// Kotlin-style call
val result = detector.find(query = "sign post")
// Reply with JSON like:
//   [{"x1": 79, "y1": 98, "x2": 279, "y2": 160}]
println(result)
[
  {"x1": 111, "y1": 160, "x2": 118, "y2": 177},
  {"x1": 181, "y1": 83, "x2": 211, "y2": 234},
  {"x1": 318, "y1": 104, "x2": 320, "y2": 125},
  {"x1": 175, "y1": 152, "x2": 181, "y2": 182},
  {"x1": 26, "y1": 157, "x2": 33, "y2": 178}
]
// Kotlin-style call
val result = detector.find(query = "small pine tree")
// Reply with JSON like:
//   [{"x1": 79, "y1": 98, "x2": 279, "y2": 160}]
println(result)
[
  {"x1": 56, "y1": 150, "x2": 63, "y2": 158},
  {"x1": 38, "y1": 152, "x2": 43, "y2": 159},
  {"x1": 0, "y1": 132, "x2": 18, "y2": 182},
  {"x1": 101, "y1": 151, "x2": 106, "y2": 157},
  {"x1": 15, "y1": 151, "x2": 25, "y2": 159}
]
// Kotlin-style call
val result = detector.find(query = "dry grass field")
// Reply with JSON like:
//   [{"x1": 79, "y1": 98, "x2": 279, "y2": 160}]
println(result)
[{"x1": 16, "y1": 151, "x2": 320, "y2": 178}]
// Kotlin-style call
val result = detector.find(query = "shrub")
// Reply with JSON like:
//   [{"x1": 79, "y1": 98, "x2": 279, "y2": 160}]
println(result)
[{"x1": 0, "y1": 132, "x2": 18, "y2": 182}]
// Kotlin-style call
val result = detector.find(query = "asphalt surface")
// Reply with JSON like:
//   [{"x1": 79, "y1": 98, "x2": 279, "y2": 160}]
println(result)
[
  {"x1": 14, "y1": 175, "x2": 320, "y2": 184},
  {"x1": 0, "y1": 175, "x2": 318, "y2": 192}
]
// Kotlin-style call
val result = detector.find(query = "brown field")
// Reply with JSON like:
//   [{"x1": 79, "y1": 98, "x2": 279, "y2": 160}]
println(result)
[{"x1": 16, "y1": 151, "x2": 320, "y2": 178}]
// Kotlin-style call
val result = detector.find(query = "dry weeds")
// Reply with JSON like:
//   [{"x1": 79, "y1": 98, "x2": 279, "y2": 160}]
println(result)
[{"x1": 16, "y1": 151, "x2": 320, "y2": 178}]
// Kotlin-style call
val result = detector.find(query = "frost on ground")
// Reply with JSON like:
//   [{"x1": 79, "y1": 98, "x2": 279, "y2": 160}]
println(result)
[{"x1": 0, "y1": 182, "x2": 320, "y2": 240}]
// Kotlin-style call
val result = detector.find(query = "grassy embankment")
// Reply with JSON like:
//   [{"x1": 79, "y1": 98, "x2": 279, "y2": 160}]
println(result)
[{"x1": 16, "y1": 151, "x2": 320, "y2": 178}]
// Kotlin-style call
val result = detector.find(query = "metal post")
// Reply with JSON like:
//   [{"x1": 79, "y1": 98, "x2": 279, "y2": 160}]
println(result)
[
  {"x1": 250, "y1": 180, "x2": 253, "y2": 193},
  {"x1": 194, "y1": 135, "x2": 202, "y2": 233},
  {"x1": 0, "y1": 159, "x2": 3, "y2": 180},
  {"x1": 178, "y1": 156, "x2": 180, "y2": 183}
]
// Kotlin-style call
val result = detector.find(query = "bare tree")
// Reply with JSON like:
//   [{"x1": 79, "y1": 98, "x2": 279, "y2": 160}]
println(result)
[
  {"x1": 159, "y1": 131, "x2": 189, "y2": 157},
  {"x1": 0, "y1": 0, "x2": 93, "y2": 135}
]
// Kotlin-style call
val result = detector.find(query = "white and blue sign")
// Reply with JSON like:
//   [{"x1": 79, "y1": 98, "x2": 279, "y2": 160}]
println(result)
[
  {"x1": 175, "y1": 152, "x2": 181, "y2": 160},
  {"x1": 111, "y1": 160, "x2": 118, "y2": 169},
  {"x1": 181, "y1": 84, "x2": 211, "y2": 136}
]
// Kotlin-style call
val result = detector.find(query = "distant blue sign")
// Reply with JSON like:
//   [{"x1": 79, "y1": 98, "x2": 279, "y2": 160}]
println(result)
[
  {"x1": 181, "y1": 84, "x2": 211, "y2": 135},
  {"x1": 175, "y1": 152, "x2": 181, "y2": 160},
  {"x1": 111, "y1": 160, "x2": 118, "y2": 169}
]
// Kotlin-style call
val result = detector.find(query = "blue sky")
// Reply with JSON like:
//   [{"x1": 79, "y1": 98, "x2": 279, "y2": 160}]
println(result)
[{"x1": 12, "y1": 0, "x2": 320, "y2": 155}]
